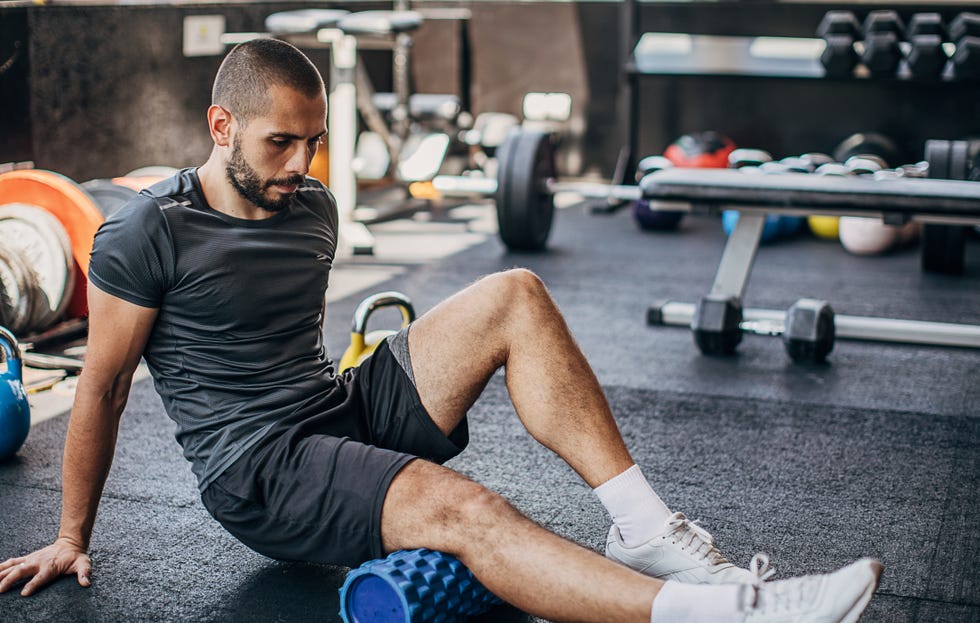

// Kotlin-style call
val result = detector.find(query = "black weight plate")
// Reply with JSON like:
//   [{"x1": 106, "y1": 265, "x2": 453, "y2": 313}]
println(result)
[
  {"x1": 949, "y1": 140, "x2": 970, "y2": 180},
  {"x1": 922, "y1": 140, "x2": 965, "y2": 273},
  {"x1": 82, "y1": 178, "x2": 139, "y2": 218},
  {"x1": 925, "y1": 139, "x2": 951, "y2": 180},
  {"x1": 495, "y1": 129, "x2": 556, "y2": 251}
]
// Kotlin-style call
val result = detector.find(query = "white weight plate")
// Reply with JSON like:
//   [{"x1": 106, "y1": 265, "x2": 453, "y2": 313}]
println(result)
[
  {"x1": 0, "y1": 203, "x2": 75, "y2": 331},
  {"x1": 0, "y1": 244, "x2": 38, "y2": 335}
]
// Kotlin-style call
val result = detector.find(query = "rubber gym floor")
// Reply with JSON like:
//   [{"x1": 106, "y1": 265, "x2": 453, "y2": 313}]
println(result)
[{"x1": 1, "y1": 200, "x2": 978, "y2": 622}]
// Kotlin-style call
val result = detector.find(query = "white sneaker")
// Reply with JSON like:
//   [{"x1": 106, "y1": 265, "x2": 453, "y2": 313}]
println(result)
[
  {"x1": 740, "y1": 558, "x2": 882, "y2": 622},
  {"x1": 605, "y1": 512, "x2": 773, "y2": 584}
]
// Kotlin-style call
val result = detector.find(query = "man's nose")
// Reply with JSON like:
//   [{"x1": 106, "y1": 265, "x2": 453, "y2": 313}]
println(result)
[{"x1": 285, "y1": 143, "x2": 312, "y2": 177}]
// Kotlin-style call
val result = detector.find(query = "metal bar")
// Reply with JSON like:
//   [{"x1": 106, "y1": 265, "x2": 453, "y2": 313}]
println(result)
[
  {"x1": 710, "y1": 213, "x2": 766, "y2": 300},
  {"x1": 432, "y1": 175, "x2": 498, "y2": 196},
  {"x1": 546, "y1": 179, "x2": 643, "y2": 202},
  {"x1": 651, "y1": 300, "x2": 980, "y2": 349},
  {"x1": 640, "y1": 169, "x2": 980, "y2": 218}
]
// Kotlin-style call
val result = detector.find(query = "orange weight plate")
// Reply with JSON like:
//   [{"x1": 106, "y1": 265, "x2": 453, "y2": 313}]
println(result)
[{"x1": 0, "y1": 170, "x2": 104, "y2": 318}]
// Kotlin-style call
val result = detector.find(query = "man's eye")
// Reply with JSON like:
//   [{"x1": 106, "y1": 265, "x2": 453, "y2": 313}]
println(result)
[{"x1": 271, "y1": 139, "x2": 289, "y2": 147}]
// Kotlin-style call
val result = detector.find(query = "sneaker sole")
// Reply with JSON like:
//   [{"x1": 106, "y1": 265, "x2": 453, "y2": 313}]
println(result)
[{"x1": 840, "y1": 559, "x2": 883, "y2": 623}]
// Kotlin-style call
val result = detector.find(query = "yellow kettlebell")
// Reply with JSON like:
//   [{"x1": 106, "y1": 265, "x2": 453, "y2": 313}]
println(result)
[{"x1": 339, "y1": 291, "x2": 415, "y2": 373}]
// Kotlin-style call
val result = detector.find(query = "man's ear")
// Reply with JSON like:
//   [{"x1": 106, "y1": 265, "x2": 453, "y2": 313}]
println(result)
[{"x1": 208, "y1": 105, "x2": 234, "y2": 147}]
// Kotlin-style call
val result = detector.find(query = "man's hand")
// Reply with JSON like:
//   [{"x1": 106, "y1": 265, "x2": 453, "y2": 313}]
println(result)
[{"x1": 0, "y1": 538, "x2": 91, "y2": 596}]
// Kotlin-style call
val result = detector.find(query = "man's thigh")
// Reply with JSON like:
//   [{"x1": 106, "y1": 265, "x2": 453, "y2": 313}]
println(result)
[{"x1": 356, "y1": 332, "x2": 468, "y2": 461}]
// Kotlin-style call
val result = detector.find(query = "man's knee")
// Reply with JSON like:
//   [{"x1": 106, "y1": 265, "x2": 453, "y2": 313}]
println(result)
[
  {"x1": 477, "y1": 269, "x2": 551, "y2": 316},
  {"x1": 383, "y1": 462, "x2": 516, "y2": 553}
]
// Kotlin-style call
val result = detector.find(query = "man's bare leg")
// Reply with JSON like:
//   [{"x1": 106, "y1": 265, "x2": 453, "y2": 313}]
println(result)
[
  {"x1": 378, "y1": 269, "x2": 883, "y2": 623},
  {"x1": 381, "y1": 459, "x2": 662, "y2": 623},
  {"x1": 406, "y1": 268, "x2": 632, "y2": 487}
]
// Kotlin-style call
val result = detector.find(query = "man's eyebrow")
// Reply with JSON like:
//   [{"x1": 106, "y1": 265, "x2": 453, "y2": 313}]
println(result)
[{"x1": 269, "y1": 131, "x2": 327, "y2": 141}]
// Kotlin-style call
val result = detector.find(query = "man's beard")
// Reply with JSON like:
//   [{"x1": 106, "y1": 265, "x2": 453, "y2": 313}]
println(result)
[{"x1": 225, "y1": 136, "x2": 303, "y2": 213}]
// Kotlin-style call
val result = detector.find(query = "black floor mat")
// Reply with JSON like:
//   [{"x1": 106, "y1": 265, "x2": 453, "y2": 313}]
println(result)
[{"x1": 2, "y1": 205, "x2": 977, "y2": 621}]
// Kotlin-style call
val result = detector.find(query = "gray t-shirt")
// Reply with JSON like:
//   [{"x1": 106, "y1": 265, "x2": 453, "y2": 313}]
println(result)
[{"x1": 88, "y1": 168, "x2": 340, "y2": 491}]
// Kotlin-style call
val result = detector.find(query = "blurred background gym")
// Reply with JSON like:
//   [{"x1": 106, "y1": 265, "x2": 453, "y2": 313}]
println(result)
[{"x1": 0, "y1": 1, "x2": 978, "y2": 622}]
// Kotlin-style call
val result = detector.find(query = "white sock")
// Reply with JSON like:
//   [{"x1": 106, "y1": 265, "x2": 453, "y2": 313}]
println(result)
[
  {"x1": 650, "y1": 581, "x2": 748, "y2": 623},
  {"x1": 593, "y1": 464, "x2": 673, "y2": 547}
]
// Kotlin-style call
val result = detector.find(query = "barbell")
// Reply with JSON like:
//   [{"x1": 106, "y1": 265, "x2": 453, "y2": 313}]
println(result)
[{"x1": 432, "y1": 130, "x2": 980, "y2": 251}]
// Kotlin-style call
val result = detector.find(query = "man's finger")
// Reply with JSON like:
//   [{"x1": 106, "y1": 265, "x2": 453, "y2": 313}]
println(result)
[
  {"x1": 20, "y1": 565, "x2": 56, "y2": 597},
  {"x1": 73, "y1": 557, "x2": 92, "y2": 587},
  {"x1": 0, "y1": 557, "x2": 26, "y2": 572},
  {"x1": 0, "y1": 563, "x2": 30, "y2": 593}
]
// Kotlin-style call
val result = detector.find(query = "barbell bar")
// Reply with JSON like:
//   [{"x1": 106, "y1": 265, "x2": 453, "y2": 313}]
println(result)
[{"x1": 432, "y1": 129, "x2": 980, "y2": 251}]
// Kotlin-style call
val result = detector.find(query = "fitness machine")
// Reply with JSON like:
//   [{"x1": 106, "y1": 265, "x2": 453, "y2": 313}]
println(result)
[{"x1": 432, "y1": 130, "x2": 980, "y2": 361}]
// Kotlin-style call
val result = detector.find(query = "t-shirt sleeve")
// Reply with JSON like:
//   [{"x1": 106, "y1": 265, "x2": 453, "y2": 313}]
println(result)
[{"x1": 88, "y1": 196, "x2": 175, "y2": 308}]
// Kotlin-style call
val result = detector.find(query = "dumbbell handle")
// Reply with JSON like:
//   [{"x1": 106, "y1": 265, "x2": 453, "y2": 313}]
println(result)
[{"x1": 651, "y1": 300, "x2": 980, "y2": 348}]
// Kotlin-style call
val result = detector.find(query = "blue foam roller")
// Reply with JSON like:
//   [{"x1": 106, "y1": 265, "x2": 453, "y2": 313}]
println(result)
[
  {"x1": 339, "y1": 549, "x2": 502, "y2": 623},
  {"x1": 722, "y1": 210, "x2": 782, "y2": 243}
]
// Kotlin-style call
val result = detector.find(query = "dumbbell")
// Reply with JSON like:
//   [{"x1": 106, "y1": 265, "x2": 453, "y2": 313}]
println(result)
[
  {"x1": 817, "y1": 10, "x2": 861, "y2": 77},
  {"x1": 338, "y1": 292, "x2": 415, "y2": 373},
  {"x1": 862, "y1": 10, "x2": 905, "y2": 78},
  {"x1": 689, "y1": 294, "x2": 835, "y2": 364},
  {"x1": 950, "y1": 12, "x2": 980, "y2": 80},
  {"x1": 905, "y1": 13, "x2": 948, "y2": 80},
  {"x1": 339, "y1": 548, "x2": 502, "y2": 623}
]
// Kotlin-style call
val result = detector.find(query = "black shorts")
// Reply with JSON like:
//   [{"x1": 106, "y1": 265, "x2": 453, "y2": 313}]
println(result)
[{"x1": 199, "y1": 337, "x2": 468, "y2": 567}]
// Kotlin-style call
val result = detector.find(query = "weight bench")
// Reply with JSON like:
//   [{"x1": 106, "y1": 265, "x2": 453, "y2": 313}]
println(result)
[{"x1": 637, "y1": 167, "x2": 980, "y2": 355}]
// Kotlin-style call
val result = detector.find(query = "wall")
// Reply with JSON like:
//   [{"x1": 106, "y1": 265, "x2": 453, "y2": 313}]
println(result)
[{"x1": 1, "y1": 1, "x2": 979, "y2": 182}]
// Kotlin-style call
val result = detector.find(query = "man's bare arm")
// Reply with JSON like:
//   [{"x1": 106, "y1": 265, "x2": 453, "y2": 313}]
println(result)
[{"x1": 0, "y1": 285, "x2": 157, "y2": 596}]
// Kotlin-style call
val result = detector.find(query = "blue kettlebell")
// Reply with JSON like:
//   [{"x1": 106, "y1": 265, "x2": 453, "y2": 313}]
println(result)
[{"x1": 0, "y1": 326, "x2": 30, "y2": 460}]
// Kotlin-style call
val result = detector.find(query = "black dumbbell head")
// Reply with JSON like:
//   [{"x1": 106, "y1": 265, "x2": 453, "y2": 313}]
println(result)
[
  {"x1": 692, "y1": 294, "x2": 743, "y2": 356},
  {"x1": 818, "y1": 10, "x2": 861, "y2": 39},
  {"x1": 950, "y1": 12, "x2": 980, "y2": 42},
  {"x1": 821, "y1": 35, "x2": 859, "y2": 77},
  {"x1": 863, "y1": 10, "x2": 906, "y2": 38},
  {"x1": 908, "y1": 13, "x2": 947, "y2": 39},
  {"x1": 952, "y1": 36, "x2": 980, "y2": 79},
  {"x1": 906, "y1": 34, "x2": 948, "y2": 79},
  {"x1": 783, "y1": 299, "x2": 835, "y2": 364},
  {"x1": 862, "y1": 31, "x2": 903, "y2": 77}
]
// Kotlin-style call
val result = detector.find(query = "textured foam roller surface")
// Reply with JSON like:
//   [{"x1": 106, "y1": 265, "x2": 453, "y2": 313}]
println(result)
[{"x1": 339, "y1": 548, "x2": 502, "y2": 623}]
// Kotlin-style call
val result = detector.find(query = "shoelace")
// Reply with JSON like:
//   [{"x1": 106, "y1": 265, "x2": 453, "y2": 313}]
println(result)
[
  {"x1": 749, "y1": 553, "x2": 777, "y2": 584},
  {"x1": 664, "y1": 513, "x2": 727, "y2": 564},
  {"x1": 747, "y1": 571, "x2": 821, "y2": 615}
]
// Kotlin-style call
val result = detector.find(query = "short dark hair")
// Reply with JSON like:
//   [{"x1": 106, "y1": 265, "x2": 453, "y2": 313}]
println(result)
[{"x1": 212, "y1": 38, "x2": 324, "y2": 123}]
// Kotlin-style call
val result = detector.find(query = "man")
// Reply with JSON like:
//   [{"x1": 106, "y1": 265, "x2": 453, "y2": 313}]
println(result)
[{"x1": 0, "y1": 39, "x2": 881, "y2": 622}]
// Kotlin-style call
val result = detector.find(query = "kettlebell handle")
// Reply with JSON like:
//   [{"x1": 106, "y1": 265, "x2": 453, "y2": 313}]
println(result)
[
  {"x1": 351, "y1": 292, "x2": 415, "y2": 334},
  {"x1": 0, "y1": 325, "x2": 22, "y2": 381}
]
